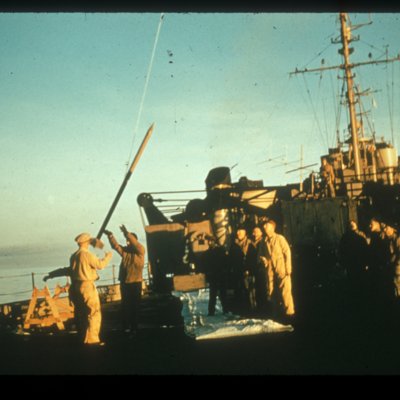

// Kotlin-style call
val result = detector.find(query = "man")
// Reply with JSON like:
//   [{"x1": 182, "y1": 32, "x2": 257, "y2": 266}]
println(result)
[
  {"x1": 367, "y1": 218, "x2": 388, "y2": 303},
  {"x1": 251, "y1": 226, "x2": 268, "y2": 314},
  {"x1": 44, "y1": 232, "x2": 112, "y2": 345},
  {"x1": 230, "y1": 226, "x2": 257, "y2": 312},
  {"x1": 382, "y1": 222, "x2": 400, "y2": 301},
  {"x1": 105, "y1": 225, "x2": 145, "y2": 335},
  {"x1": 339, "y1": 220, "x2": 368, "y2": 285},
  {"x1": 320, "y1": 158, "x2": 336, "y2": 198},
  {"x1": 339, "y1": 220, "x2": 368, "y2": 308},
  {"x1": 204, "y1": 240, "x2": 229, "y2": 316},
  {"x1": 260, "y1": 220, "x2": 295, "y2": 320}
]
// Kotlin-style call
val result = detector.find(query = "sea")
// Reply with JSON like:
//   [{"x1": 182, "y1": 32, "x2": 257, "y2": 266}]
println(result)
[{"x1": 0, "y1": 245, "x2": 148, "y2": 305}]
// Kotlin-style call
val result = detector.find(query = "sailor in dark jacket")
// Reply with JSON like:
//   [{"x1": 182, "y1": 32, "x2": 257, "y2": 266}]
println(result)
[
  {"x1": 367, "y1": 218, "x2": 389, "y2": 305},
  {"x1": 105, "y1": 225, "x2": 145, "y2": 335},
  {"x1": 251, "y1": 226, "x2": 268, "y2": 315},
  {"x1": 382, "y1": 222, "x2": 400, "y2": 301},
  {"x1": 230, "y1": 226, "x2": 257, "y2": 312},
  {"x1": 339, "y1": 220, "x2": 368, "y2": 295},
  {"x1": 204, "y1": 242, "x2": 229, "y2": 316}
]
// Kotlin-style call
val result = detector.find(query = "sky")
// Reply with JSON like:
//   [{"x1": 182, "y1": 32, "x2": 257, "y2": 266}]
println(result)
[{"x1": 0, "y1": 12, "x2": 399, "y2": 258}]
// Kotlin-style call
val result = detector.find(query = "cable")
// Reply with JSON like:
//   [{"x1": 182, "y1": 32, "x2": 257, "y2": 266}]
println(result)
[
  {"x1": 0, "y1": 273, "x2": 32, "y2": 279},
  {"x1": 0, "y1": 289, "x2": 32, "y2": 296},
  {"x1": 385, "y1": 54, "x2": 394, "y2": 145},
  {"x1": 328, "y1": 65, "x2": 340, "y2": 147},
  {"x1": 359, "y1": 39, "x2": 387, "y2": 60},
  {"x1": 302, "y1": 74, "x2": 327, "y2": 151},
  {"x1": 126, "y1": 13, "x2": 165, "y2": 172},
  {"x1": 303, "y1": 42, "x2": 334, "y2": 69}
]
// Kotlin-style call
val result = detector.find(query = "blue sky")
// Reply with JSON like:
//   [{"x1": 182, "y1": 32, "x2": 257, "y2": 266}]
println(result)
[{"x1": 0, "y1": 12, "x2": 399, "y2": 254}]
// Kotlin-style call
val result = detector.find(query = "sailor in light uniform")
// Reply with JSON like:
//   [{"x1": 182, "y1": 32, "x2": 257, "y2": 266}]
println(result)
[
  {"x1": 260, "y1": 220, "x2": 295, "y2": 319},
  {"x1": 44, "y1": 232, "x2": 112, "y2": 345}
]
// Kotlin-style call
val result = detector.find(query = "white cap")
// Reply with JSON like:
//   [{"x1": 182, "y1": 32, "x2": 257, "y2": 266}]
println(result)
[{"x1": 75, "y1": 232, "x2": 93, "y2": 244}]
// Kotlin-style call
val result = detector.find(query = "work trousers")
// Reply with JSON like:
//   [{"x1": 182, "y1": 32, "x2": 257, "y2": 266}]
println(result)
[
  {"x1": 267, "y1": 268, "x2": 295, "y2": 316},
  {"x1": 120, "y1": 282, "x2": 142, "y2": 332},
  {"x1": 70, "y1": 281, "x2": 102, "y2": 344}
]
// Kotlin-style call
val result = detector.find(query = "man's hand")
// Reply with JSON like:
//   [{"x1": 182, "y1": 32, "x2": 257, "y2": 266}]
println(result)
[
  {"x1": 260, "y1": 256, "x2": 268, "y2": 267},
  {"x1": 120, "y1": 224, "x2": 128, "y2": 235},
  {"x1": 105, "y1": 251, "x2": 113, "y2": 258},
  {"x1": 104, "y1": 229, "x2": 113, "y2": 236}
]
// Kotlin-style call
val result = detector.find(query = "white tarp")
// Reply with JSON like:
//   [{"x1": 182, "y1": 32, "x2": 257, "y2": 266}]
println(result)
[{"x1": 175, "y1": 289, "x2": 294, "y2": 340}]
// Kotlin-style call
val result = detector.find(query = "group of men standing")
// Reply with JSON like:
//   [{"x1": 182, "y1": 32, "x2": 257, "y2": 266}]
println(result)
[
  {"x1": 206, "y1": 219, "x2": 295, "y2": 322},
  {"x1": 41, "y1": 208, "x2": 400, "y2": 345},
  {"x1": 339, "y1": 217, "x2": 400, "y2": 314}
]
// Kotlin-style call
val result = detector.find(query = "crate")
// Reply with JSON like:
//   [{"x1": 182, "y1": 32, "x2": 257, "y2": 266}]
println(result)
[{"x1": 173, "y1": 273, "x2": 207, "y2": 292}]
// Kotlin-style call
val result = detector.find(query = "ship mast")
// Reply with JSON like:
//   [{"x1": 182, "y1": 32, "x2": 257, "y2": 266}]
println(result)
[
  {"x1": 339, "y1": 12, "x2": 361, "y2": 179},
  {"x1": 290, "y1": 13, "x2": 400, "y2": 181}
]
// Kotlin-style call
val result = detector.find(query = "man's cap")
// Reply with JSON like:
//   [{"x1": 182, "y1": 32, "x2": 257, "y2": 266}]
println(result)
[
  {"x1": 382, "y1": 220, "x2": 398, "y2": 230},
  {"x1": 75, "y1": 232, "x2": 93, "y2": 244}
]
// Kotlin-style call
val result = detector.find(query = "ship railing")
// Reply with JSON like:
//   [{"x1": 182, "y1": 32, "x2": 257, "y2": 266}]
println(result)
[
  {"x1": 0, "y1": 271, "x2": 47, "y2": 299},
  {"x1": 0, "y1": 263, "x2": 151, "y2": 302}
]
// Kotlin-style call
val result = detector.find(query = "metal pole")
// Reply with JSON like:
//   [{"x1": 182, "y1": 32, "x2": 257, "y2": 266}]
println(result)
[
  {"x1": 31, "y1": 272, "x2": 35, "y2": 289},
  {"x1": 112, "y1": 264, "x2": 116, "y2": 285},
  {"x1": 340, "y1": 13, "x2": 361, "y2": 180},
  {"x1": 96, "y1": 123, "x2": 155, "y2": 242},
  {"x1": 300, "y1": 145, "x2": 304, "y2": 192}
]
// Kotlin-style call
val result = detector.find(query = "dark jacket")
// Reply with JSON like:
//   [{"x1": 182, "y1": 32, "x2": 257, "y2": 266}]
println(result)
[{"x1": 108, "y1": 233, "x2": 145, "y2": 283}]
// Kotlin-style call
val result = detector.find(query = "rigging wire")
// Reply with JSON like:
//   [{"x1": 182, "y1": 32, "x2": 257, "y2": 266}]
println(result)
[
  {"x1": 0, "y1": 271, "x2": 46, "y2": 281},
  {"x1": 126, "y1": 13, "x2": 165, "y2": 172},
  {"x1": 246, "y1": 75, "x2": 293, "y2": 171},
  {"x1": 0, "y1": 272, "x2": 36, "y2": 279},
  {"x1": 319, "y1": 72, "x2": 331, "y2": 148},
  {"x1": 0, "y1": 289, "x2": 33, "y2": 297},
  {"x1": 391, "y1": 61, "x2": 395, "y2": 145},
  {"x1": 386, "y1": 60, "x2": 395, "y2": 145},
  {"x1": 294, "y1": 74, "x2": 324, "y2": 154},
  {"x1": 396, "y1": 63, "x2": 400, "y2": 145},
  {"x1": 336, "y1": 78, "x2": 345, "y2": 144},
  {"x1": 301, "y1": 74, "x2": 327, "y2": 151},
  {"x1": 328, "y1": 65, "x2": 341, "y2": 147},
  {"x1": 359, "y1": 39, "x2": 387, "y2": 60},
  {"x1": 322, "y1": 96, "x2": 329, "y2": 147},
  {"x1": 359, "y1": 95, "x2": 375, "y2": 140},
  {"x1": 354, "y1": 67, "x2": 378, "y2": 141},
  {"x1": 302, "y1": 42, "x2": 334, "y2": 69},
  {"x1": 149, "y1": 189, "x2": 205, "y2": 195}
]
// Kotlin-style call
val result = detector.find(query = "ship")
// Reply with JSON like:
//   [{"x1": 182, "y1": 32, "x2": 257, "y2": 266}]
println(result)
[
  {"x1": 1, "y1": 12, "x2": 400, "y2": 374},
  {"x1": 2, "y1": 12, "x2": 399, "y2": 330},
  {"x1": 137, "y1": 13, "x2": 400, "y2": 310}
]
